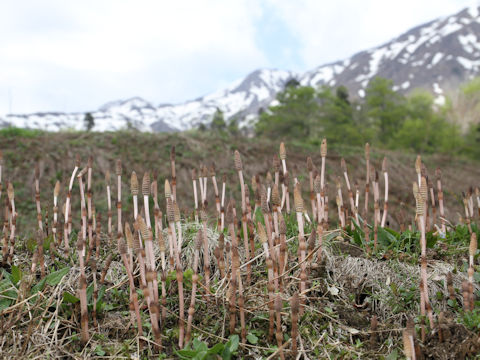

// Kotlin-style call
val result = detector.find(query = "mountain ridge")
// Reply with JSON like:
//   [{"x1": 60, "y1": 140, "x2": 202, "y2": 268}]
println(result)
[{"x1": 3, "y1": 5, "x2": 480, "y2": 132}]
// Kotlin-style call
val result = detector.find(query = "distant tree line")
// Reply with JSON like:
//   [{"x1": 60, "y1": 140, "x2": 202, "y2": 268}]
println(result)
[
  {"x1": 199, "y1": 108, "x2": 240, "y2": 136},
  {"x1": 254, "y1": 77, "x2": 479, "y2": 156},
  {"x1": 84, "y1": 112, "x2": 94, "y2": 131}
]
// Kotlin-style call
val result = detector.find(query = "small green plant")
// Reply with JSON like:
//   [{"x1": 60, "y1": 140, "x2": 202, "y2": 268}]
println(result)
[
  {"x1": 459, "y1": 308, "x2": 480, "y2": 331},
  {"x1": 388, "y1": 283, "x2": 418, "y2": 313},
  {"x1": 0, "y1": 266, "x2": 70, "y2": 310},
  {"x1": 175, "y1": 335, "x2": 239, "y2": 360}
]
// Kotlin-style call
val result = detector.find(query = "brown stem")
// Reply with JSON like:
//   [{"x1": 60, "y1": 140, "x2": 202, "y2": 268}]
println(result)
[
  {"x1": 77, "y1": 238, "x2": 89, "y2": 345},
  {"x1": 419, "y1": 279, "x2": 426, "y2": 342},
  {"x1": 116, "y1": 160, "x2": 123, "y2": 237},
  {"x1": 186, "y1": 230, "x2": 202, "y2": 343},
  {"x1": 170, "y1": 146, "x2": 177, "y2": 201},
  {"x1": 136, "y1": 217, "x2": 162, "y2": 349},
  {"x1": 87, "y1": 158, "x2": 94, "y2": 257},
  {"x1": 266, "y1": 257, "x2": 275, "y2": 342},
  {"x1": 217, "y1": 233, "x2": 226, "y2": 279},
  {"x1": 119, "y1": 240, "x2": 143, "y2": 336},
  {"x1": 227, "y1": 201, "x2": 238, "y2": 335},
  {"x1": 7, "y1": 183, "x2": 16, "y2": 264},
  {"x1": 64, "y1": 160, "x2": 79, "y2": 252},
  {"x1": 168, "y1": 198, "x2": 185, "y2": 348},
  {"x1": 90, "y1": 259, "x2": 98, "y2": 328},
  {"x1": 436, "y1": 168, "x2": 446, "y2": 234},
  {"x1": 274, "y1": 295, "x2": 285, "y2": 360},
  {"x1": 157, "y1": 226, "x2": 168, "y2": 327},
  {"x1": 462, "y1": 281, "x2": 470, "y2": 311},
  {"x1": 236, "y1": 252, "x2": 246, "y2": 344},
  {"x1": 370, "y1": 315, "x2": 378, "y2": 347},
  {"x1": 291, "y1": 293, "x2": 299, "y2": 358},
  {"x1": 36, "y1": 229, "x2": 45, "y2": 278},
  {"x1": 105, "y1": 171, "x2": 112, "y2": 237},
  {"x1": 34, "y1": 165, "x2": 43, "y2": 232},
  {"x1": 200, "y1": 210, "x2": 211, "y2": 301}
]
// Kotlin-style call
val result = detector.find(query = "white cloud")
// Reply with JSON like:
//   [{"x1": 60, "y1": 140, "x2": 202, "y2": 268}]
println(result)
[
  {"x1": 0, "y1": 0, "x2": 268, "y2": 114},
  {"x1": 268, "y1": 0, "x2": 475, "y2": 69},
  {"x1": 0, "y1": 0, "x2": 476, "y2": 115}
]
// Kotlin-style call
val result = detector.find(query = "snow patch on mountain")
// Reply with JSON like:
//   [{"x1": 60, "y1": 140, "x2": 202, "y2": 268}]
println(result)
[
  {"x1": 2, "y1": 6, "x2": 480, "y2": 132},
  {"x1": 153, "y1": 69, "x2": 295, "y2": 131}
]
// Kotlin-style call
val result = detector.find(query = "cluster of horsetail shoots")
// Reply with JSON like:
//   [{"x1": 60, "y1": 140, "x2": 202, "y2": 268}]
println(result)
[
  {"x1": 119, "y1": 234, "x2": 142, "y2": 336},
  {"x1": 1, "y1": 136, "x2": 480, "y2": 358}
]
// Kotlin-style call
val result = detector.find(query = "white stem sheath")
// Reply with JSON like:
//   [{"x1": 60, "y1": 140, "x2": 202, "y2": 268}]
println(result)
[
  {"x1": 69, "y1": 166, "x2": 79, "y2": 191},
  {"x1": 343, "y1": 172, "x2": 351, "y2": 191},
  {"x1": 221, "y1": 182, "x2": 226, "y2": 207},
  {"x1": 321, "y1": 157, "x2": 326, "y2": 189},
  {"x1": 107, "y1": 186, "x2": 111, "y2": 209},
  {"x1": 133, "y1": 195, "x2": 138, "y2": 219},
  {"x1": 144, "y1": 195, "x2": 151, "y2": 227}
]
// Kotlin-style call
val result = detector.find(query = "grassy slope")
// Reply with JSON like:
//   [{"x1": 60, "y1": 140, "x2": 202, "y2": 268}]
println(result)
[
  {"x1": 1, "y1": 129, "x2": 480, "y2": 358},
  {"x1": 1, "y1": 129, "x2": 478, "y2": 232}
]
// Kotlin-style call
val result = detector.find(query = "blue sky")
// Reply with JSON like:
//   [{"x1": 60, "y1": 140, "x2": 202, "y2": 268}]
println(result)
[{"x1": 0, "y1": 0, "x2": 476, "y2": 115}]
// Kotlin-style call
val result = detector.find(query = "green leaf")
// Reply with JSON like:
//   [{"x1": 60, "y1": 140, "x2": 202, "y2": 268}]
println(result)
[
  {"x1": 62, "y1": 291, "x2": 80, "y2": 304},
  {"x1": 31, "y1": 277, "x2": 46, "y2": 294},
  {"x1": 221, "y1": 335, "x2": 239, "y2": 360},
  {"x1": 246, "y1": 333, "x2": 258, "y2": 344},
  {"x1": 197, "y1": 342, "x2": 208, "y2": 352},
  {"x1": 0, "y1": 297, "x2": 13, "y2": 311},
  {"x1": 11, "y1": 265, "x2": 22, "y2": 285},
  {"x1": 1, "y1": 269, "x2": 13, "y2": 284},
  {"x1": 43, "y1": 235, "x2": 53, "y2": 251},
  {"x1": 95, "y1": 345, "x2": 106, "y2": 356},
  {"x1": 383, "y1": 227, "x2": 400, "y2": 238},
  {"x1": 474, "y1": 272, "x2": 480, "y2": 283},
  {"x1": 377, "y1": 227, "x2": 397, "y2": 247},
  {"x1": 323, "y1": 231, "x2": 341, "y2": 243},
  {"x1": 221, "y1": 347, "x2": 232, "y2": 360},
  {"x1": 1, "y1": 289, "x2": 18, "y2": 299},
  {"x1": 208, "y1": 343, "x2": 224, "y2": 354},
  {"x1": 385, "y1": 348, "x2": 399, "y2": 360},
  {"x1": 192, "y1": 338, "x2": 202, "y2": 350},
  {"x1": 86, "y1": 283, "x2": 95, "y2": 303},
  {"x1": 183, "y1": 268, "x2": 193, "y2": 281},
  {"x1": 426, "y1": 231, "x2": 438, "y2": 248},
  {"x1": 193, "y1": 350, "x2": 207, "y2": 360},
  {"x1": 96, "y1": 285, "x2": 106, "y2": 311},
  {"x1": 351, "y1": 217, "x2": 364, "y2": 234},
  {"x1": 45, "y1": 267, "x2": 69, "y2": 286},
  {"x1": 390, "y1": 282, "x2": 398, "y2": 296},
  {"x1": 254, "y1": 207, "x2": 265, "y2": 226},
  {"x1": 227, "y1": 335, "x2": 239, "y2": 353},
  {"x1": 0, "y1": 278, "x2": 12, "y2": 292},
  {"x1": 175, "y1": 349, "x2": 197, "y2": 359}
]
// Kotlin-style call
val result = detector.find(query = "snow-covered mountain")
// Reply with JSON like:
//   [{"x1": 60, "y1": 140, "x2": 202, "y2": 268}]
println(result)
[
  {"x1": 3, "y1": 6, "x2": 480, "y2": 132},
  {"x1": 299, "y1": 5, "x2": 480, "y2": 107},
  {"x1": 153, "y1": 69, "x2": 294, "y2": 131},
  {"x1": 1, "y1": 69, "x2": 294, "y2": 132}
]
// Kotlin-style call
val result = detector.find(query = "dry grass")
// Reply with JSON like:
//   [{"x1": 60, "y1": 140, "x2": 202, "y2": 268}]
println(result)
[{"x1": 1, "y1": 132, "x2": 480, "y2": 359}]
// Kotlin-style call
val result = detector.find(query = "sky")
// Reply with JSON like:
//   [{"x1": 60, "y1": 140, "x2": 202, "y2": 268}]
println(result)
[{"x1": 0, "y1": 0, "x2": 477, "y2": 115}]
